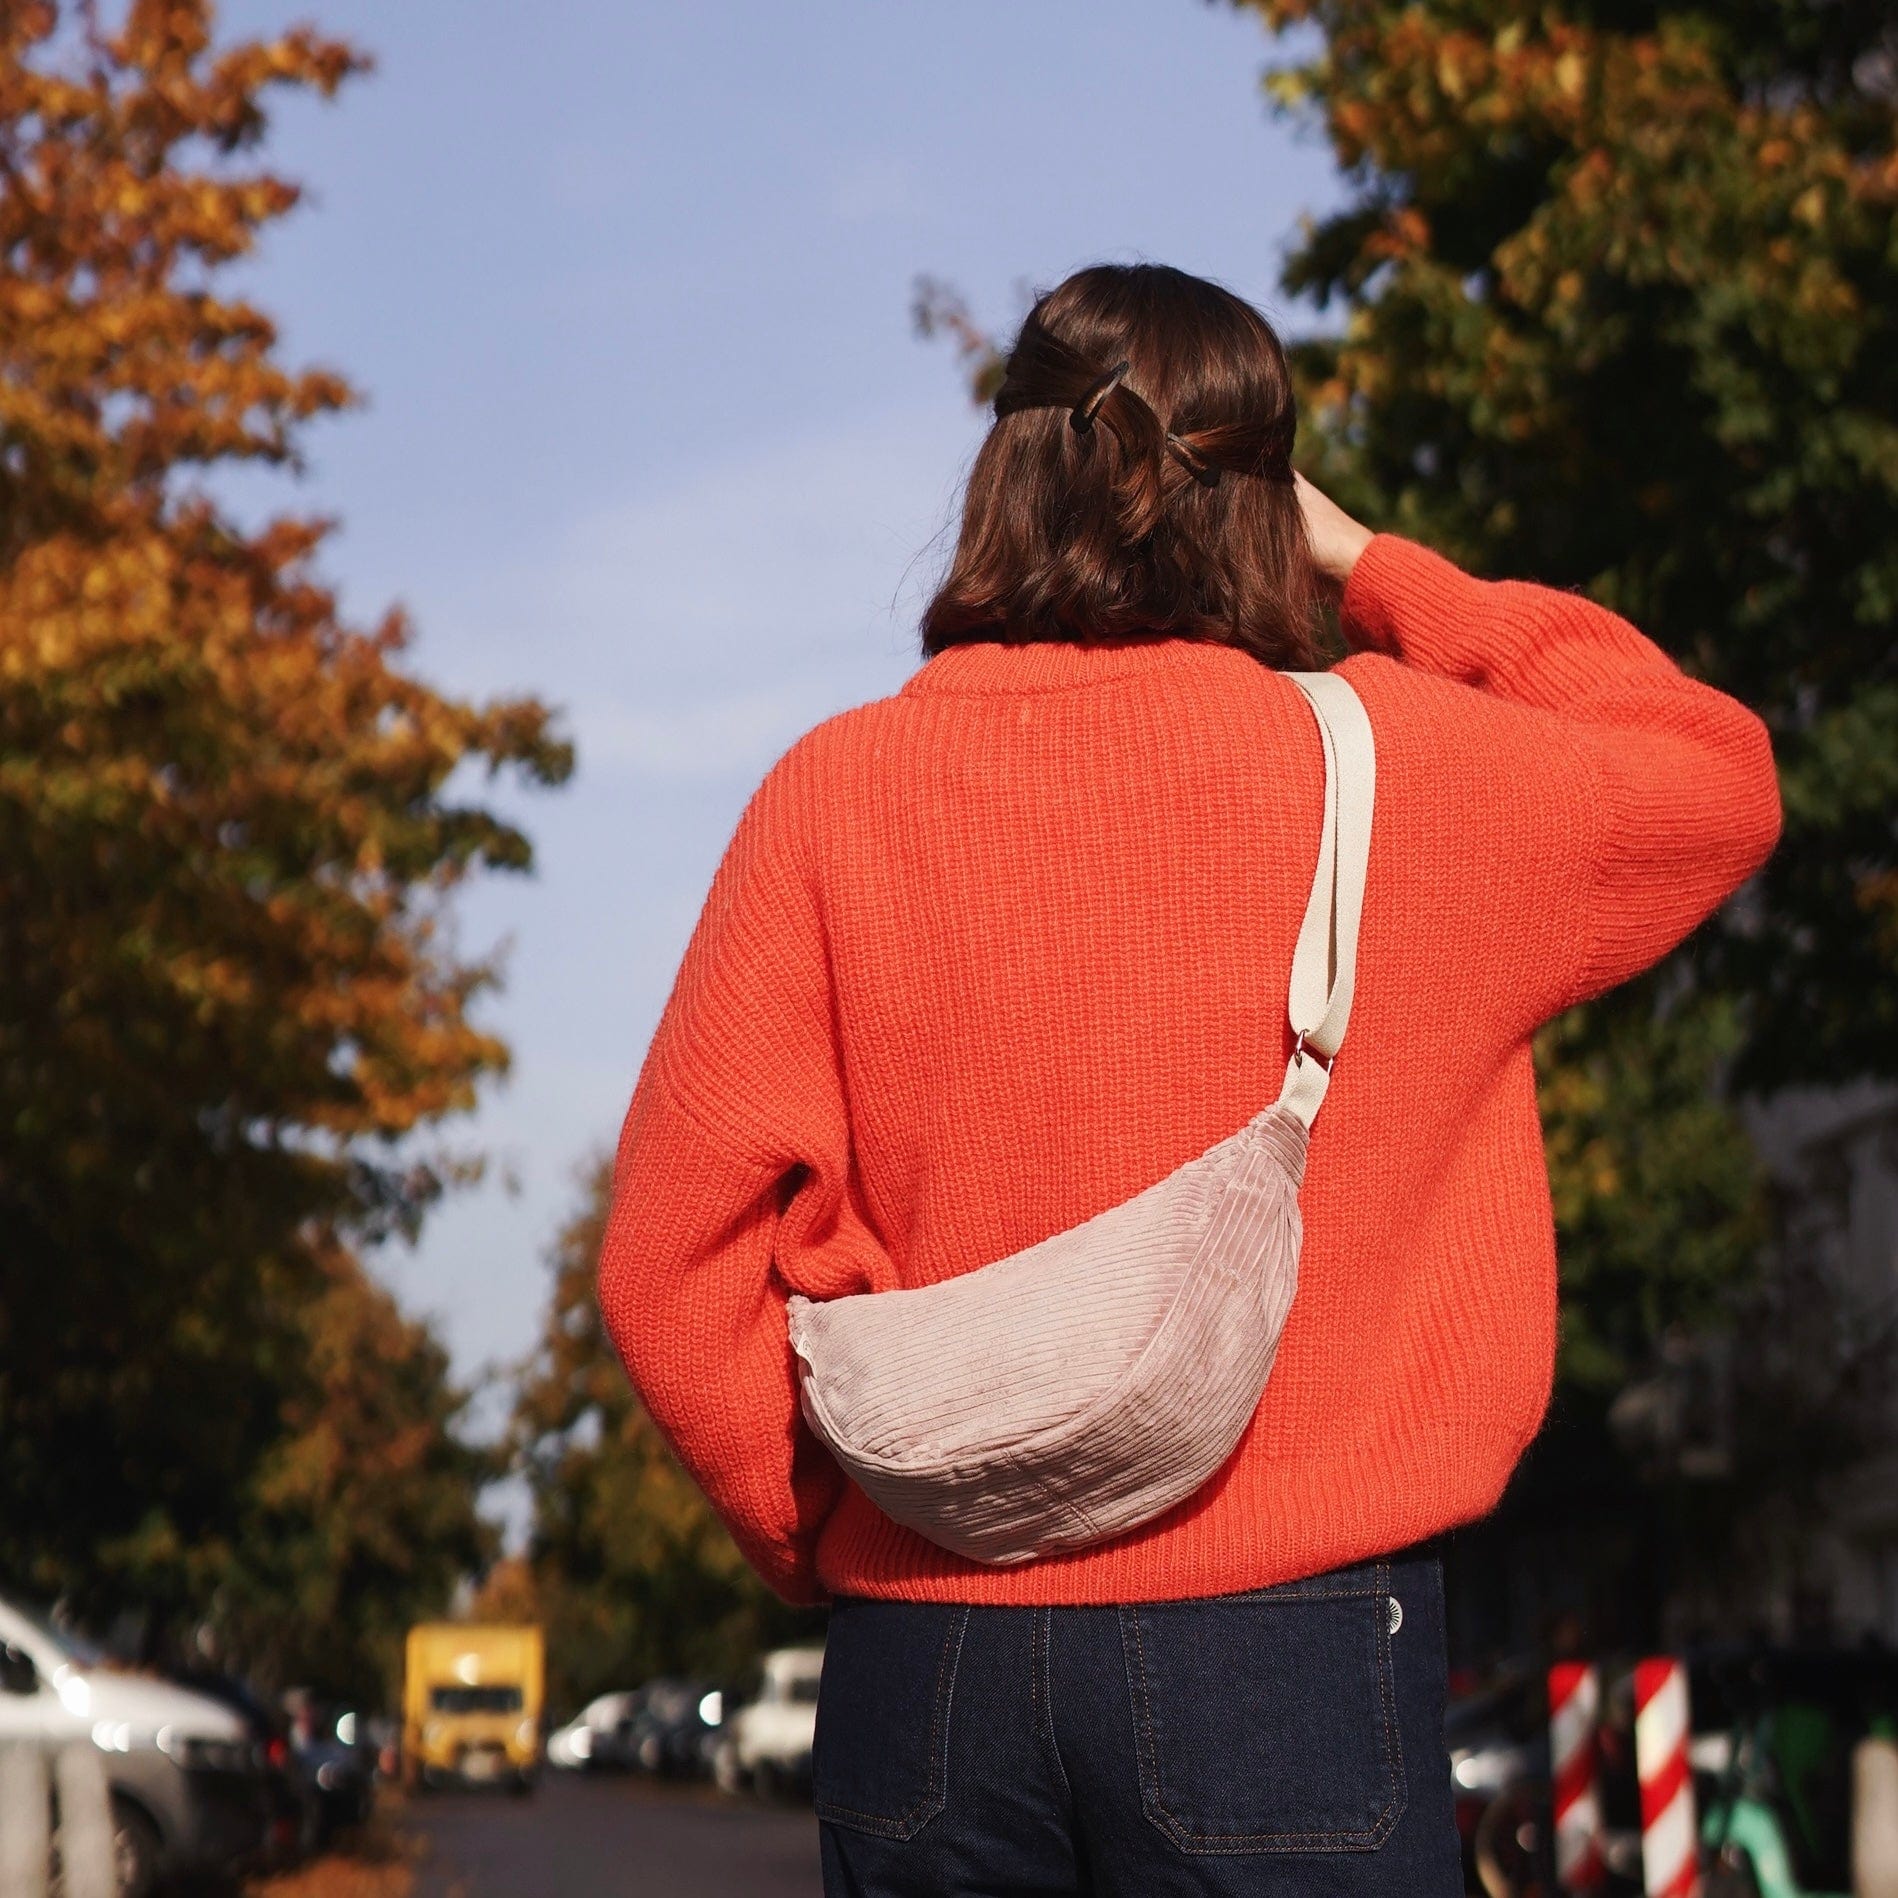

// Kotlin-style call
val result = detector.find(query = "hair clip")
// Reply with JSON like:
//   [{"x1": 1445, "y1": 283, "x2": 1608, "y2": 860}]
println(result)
[
  {"x1": 1166, "y1": 433, "x2": 1221, "y2": 488},
  {"x1": 1070, "y1": 360, "x2": 1131, "y2": 434}
]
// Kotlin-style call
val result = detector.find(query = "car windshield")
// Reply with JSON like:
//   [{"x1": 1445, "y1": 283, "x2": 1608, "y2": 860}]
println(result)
[
  {"x1": 429, "y1": 1685, "x2": 522, "y2": 1715},
  {"x1": 6, "y1": 1601, "x2": 107, "y2": 1669}
]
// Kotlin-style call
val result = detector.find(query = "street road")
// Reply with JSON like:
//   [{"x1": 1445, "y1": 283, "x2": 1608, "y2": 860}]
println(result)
[{"x1": 406, "y1": 1772, "x2": 823, "y2": 1898}]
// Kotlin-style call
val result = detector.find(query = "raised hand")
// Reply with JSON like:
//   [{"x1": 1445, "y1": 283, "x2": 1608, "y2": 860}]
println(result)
[{"x1": 1294, "y1": 471, "x2": 1373, "y2": 588}]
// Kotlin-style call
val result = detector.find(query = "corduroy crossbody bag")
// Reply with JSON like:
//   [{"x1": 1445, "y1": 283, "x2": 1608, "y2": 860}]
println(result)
[{"x1": 786, "y1": 670, "x2": 1375, "y2": 1566}]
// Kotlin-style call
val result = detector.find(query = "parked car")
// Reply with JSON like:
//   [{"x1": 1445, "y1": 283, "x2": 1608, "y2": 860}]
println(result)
[
  {"x1": 0, "y1": 1592, "x2": 265, "y2": 1898},
  {"x1": 627, "y1": 1677, "x2": 724, "y2": 1776},
  {"x1": 169, "y1": 1667, "x2": 321, "y2": 1868},
  {"x1": 547, "y1": 1689, "x2": 642, "y2": 1772},
  {"x1": 712, "y1": 1646, "x2": 823, "y2": 1798},
  {"x1": 285, "y1": 1690, "x2": 377, "y2": 1838}
]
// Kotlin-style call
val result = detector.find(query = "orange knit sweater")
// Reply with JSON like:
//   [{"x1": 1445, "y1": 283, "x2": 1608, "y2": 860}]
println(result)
[{"x1": 598, "y1": 535, "x2": 1782, "y2": 1607}]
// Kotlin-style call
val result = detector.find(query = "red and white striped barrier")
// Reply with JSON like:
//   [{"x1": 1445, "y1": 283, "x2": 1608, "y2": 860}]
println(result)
[
  {"x1": 1549, "y1": 1661, "x2": 1606, "y2": 1892},
  {"x1": 1633, "y1": 1657, "x2": 1701, "y2": 1898}
]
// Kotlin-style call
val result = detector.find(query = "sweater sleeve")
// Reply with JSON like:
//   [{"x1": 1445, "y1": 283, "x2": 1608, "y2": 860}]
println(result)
[
  {"x1": 596, "y1": 745, "x2": 850, "y2": 1606},
  {"x1": 1339, "y1": 534, "x2": 1783, "y2": 1011}
]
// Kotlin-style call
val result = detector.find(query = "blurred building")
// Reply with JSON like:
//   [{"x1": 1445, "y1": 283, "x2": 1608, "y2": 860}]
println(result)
[
  {"x1": 1740, "y1": 1082, "x2": 1898, "y2": 1643},
  {"x1": 1441, "y1": 1081, "x2": 1898, "y2": 1670}
]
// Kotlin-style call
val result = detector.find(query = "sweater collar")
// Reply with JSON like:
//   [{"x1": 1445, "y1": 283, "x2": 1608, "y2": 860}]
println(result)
[{"x1": 900, "y1": 634, "x2": 1254, "y2": 698}]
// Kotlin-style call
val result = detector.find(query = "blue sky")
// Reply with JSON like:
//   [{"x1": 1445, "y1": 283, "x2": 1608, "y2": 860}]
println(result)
[{"x1": 225, "y1": 0, "x2": 1347, "y2": 1411}]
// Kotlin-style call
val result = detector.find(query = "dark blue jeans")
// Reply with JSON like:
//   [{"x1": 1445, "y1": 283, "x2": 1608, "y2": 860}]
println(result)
[{"x1": 813, "y1": 1550, "x2": 1461, "y2": 1897}]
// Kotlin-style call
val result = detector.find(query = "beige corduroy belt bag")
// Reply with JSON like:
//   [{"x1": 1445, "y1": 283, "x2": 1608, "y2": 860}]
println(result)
[{"x1": 787, "y1": 670, "x2": 1375, "y2": 1566}]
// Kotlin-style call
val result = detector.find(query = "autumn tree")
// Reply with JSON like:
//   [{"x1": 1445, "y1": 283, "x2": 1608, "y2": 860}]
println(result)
[
  {"x1": 513, "y1": 1163, "x2": 821, "y2": 1714},
  {"x1": 0, "y1": 0, "x2": 569, "y2": 1650},
  {"x1": 208, "y1": 1244, "x2": 499, "y2": 1708}
]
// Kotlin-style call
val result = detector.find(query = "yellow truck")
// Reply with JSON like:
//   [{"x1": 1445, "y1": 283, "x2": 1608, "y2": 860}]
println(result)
[{"x1": 402, "y1": 1623, "x2": 544, "y2": 1794}]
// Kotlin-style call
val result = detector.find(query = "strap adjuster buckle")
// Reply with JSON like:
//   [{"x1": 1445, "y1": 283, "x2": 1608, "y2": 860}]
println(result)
[{"x1": 1291, "y1": 1031, "x2": 1336, "y2": 1075}]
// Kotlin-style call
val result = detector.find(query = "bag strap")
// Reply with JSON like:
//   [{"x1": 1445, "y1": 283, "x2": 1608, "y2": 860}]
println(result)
[{"x1": 1275, "y1": 671, "x2": 1376, "y2": 1129}]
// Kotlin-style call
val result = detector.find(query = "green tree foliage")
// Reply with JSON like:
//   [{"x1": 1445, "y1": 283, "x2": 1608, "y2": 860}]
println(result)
[
  {"x1": 514, "y1": 1163, "x2": 821, "y2": 1714},
  {"x1": 1234, "y1": 0, "x2": 1894, "y2": 1094},
  {"x1": 1537, "y1": 1002, "x2": 1767, "y2": 1394},
  {"x1": 0, "y1": 2, "x2": 568, "y2": 1659}
]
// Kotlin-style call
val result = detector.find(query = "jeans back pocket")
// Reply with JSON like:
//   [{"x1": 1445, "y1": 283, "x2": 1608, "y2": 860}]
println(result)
[
  {"x1": 813, "y1": 1599, "x2": 970, "y2": 1840},
  {"x1": 1119, "y1": 1560, "x2": 1406, "y2": 1855}
]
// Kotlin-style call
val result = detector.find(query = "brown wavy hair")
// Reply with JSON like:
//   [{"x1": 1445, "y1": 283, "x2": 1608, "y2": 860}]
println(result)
[{"x1": 921, "y1": 263, "x2": 1319, "y2": 666}]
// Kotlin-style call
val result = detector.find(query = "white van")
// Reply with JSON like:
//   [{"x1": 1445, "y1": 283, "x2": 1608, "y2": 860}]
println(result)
[
  {"x1": 712, "y1": 1644, "x2": 824, "y2": 1797},
  {"x1": 0, "y1": 1593, "x2": 264, "y2": 1897}
]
